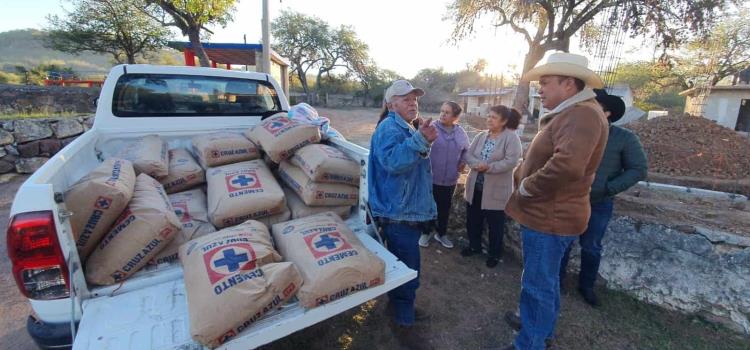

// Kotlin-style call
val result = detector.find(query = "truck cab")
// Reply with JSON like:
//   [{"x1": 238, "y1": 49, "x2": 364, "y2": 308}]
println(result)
[{"x1": 6, "y1": 65, "x2": 415, "y2": 349}]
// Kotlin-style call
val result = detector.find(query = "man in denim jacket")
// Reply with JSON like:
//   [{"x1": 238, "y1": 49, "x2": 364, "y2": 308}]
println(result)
[{"x1": 369, "y1": 80, "x2": 437, "y2": 349}]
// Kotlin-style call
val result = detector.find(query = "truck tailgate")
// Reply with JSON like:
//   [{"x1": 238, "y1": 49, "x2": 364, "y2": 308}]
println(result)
[{"x1": 72, "y1": 222, "x2": 415, "y2": 350}]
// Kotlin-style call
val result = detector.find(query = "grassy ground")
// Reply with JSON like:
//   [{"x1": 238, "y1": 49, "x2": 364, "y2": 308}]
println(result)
[{"x1": 0, "y1": 111, "x2": 82, "y2": 120}]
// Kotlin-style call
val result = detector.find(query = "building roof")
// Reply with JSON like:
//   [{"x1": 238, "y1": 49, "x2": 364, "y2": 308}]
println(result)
[
  {"x1": 167, "y1": 41, "x2": 289, "y2": 67},
  {"x1": 458, "y1": 88, "x2": 515, "y2": 97},
  {"x1": 679, "y1": 84, "x2": 750, "y2": 96},
  {"x1": 605, "y1": 84, "x2": 631, "y2": 98}
]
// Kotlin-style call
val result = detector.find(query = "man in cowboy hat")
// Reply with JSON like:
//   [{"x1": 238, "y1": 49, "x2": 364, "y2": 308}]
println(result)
[
  {"x1": 369, "y1": 79, "x2": 437, "y2": 350},
  {"x1": 558, "y1": 89, "x2": 648, "y2": 306},
  {"x1": 502, "y1": 52, "x2": 610, "y2": 350}
]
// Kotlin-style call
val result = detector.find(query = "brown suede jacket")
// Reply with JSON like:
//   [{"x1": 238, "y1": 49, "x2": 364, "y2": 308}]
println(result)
[{"x1": 506, "y1": 97, "x2": 609, "y2": 235}]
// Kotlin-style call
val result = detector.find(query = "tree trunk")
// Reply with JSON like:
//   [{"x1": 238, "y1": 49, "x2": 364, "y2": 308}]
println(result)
[
  {"x1": 126, "y1": 52, "x2": 137, "y2": 64},
  {"x1": 513, "y1": 44, "x2": 547, "y2": 121},
  {"x1": 298, "y1": 72, "x2": 311, "y2": 103},
  {"x1": 187, "y1": 29, "x2": 211, "y2": 67}
]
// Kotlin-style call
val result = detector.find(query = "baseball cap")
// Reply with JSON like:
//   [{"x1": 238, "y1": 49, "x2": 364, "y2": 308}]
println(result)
[{"x1": 384, "y1": 80, "x2": 425, "y2": 103}]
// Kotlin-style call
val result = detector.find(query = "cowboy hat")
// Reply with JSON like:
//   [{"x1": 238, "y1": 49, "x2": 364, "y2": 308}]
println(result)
[
  {"x1": 523, "y1": 52, "x2": 604, "y2": 88},
  {"x1": 593, "y1": 88, "x2": 626, "y2": 123}
]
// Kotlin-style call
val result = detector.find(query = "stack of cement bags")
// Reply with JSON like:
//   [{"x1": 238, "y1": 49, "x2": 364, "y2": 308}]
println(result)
[
  {"x1": 245, "y1": 113, "x2": 321, "y2": 163},
  {"x1": 192, "y1": 132, "x2": 260, "y2": 168},
  {"x1": 276, "y1": 143, "x2": 359, "y2": 219},
  {"x1": 85, "y1": 174, "x2": 181, "y2": 285},
  {"x1": 205, "y1": 160, "x2": 286, "y2": 228},
  {"x1": 149, "y1": 189, "x2": 216, "y2": 266},
  {"x1": 271, "y1": 212, "x2": 384, "y2": 307},
  {"x1": 180, "y1": 220, "x2": 302, "y2": 348},
  {"x1": 114, "y1": 134, "x2": 169, "y2": 178}
]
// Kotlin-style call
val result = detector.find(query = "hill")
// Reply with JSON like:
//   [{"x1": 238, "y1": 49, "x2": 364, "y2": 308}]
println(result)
[{"x1": 0, "y1": 29, "x2": 182, "y2": 78}]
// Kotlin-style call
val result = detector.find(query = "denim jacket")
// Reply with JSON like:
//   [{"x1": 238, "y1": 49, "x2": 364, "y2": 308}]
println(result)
[{"x1": 368, "y1": 112, "x2": 437, "y2": 222}]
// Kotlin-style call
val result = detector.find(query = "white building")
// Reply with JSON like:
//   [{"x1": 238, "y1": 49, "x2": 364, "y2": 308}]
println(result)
[{"x1": 680, "y1": 85, "x2": 750, "y2": 132}]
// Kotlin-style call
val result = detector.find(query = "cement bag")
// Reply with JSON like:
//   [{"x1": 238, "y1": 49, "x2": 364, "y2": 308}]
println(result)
[
  {"x1": 85, "y1": 174, "x2": 181, "y2": 285},
  {"x1": 65, "y1": 158, "x2": 136, "y2": 260},
  {"x1": 179, "y1": 221, "x2": 302, "y2": 348},
  {"x1": 278, "y1": 161, "x2": 358, "y2": 207},
  {"x1": 271, "y1": 212, "x2": 384, "y2": 308},
  {"x1": 290, "y1": 144, "x2": 359, "y2": 186},
  {"x1": 160, "y1": 148, "x2": 205, "y2": 194},
  {"x1": 207, "y1": 160, "x2": 285, "y2": 228},
  {"x1": 255, "y1": 204, "x2": 291, "y2": 229},
  {"x1": 284, "y1": 187, "x2": 351, "y2": 220},
  {"x1": 149, "y1": 189, "x2": 216, "y2": 266},
  {"x1": 245, "y1": 114, "x2": 321, "y2": 163},
  {"x1": 114, "y1": 134, "x2": 169, "y2": 178},
  {"x1": 192, "y1": 132, "x2": 260, "y2": 168}
]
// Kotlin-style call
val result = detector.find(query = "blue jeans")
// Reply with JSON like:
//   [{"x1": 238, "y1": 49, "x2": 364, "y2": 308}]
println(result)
[
  {"x1": 515, "y1": 227, "x2": 576, "y2": 350},
  {"x1": 382, "y1": 222, "x2": 421, "y2": 326},
  {"x1": 560, "y1": 199, "x2": 614, "y2": 291}
]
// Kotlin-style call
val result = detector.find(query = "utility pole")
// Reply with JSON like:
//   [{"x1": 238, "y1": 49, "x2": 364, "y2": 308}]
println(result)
[{"x1": 261, "y1": 0, "x2": 271, "y2": 73}]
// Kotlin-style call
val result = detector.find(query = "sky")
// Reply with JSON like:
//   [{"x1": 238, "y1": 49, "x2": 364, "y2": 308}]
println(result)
[{"x1": 0, "y1": 0, "x2": 656, "y2": 78}]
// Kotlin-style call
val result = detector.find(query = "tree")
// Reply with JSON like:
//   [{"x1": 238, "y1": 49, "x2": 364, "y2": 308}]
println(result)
[
  {"x1": 613, "y1": 61, "x2": 685, "y2": 112},
  {"x1": 272, "y1": 11, "x2": 372, "y2": 104},
  {"x1": 45, "y1": 0, "x2": 169, "y2": 64},
  {"x1": 145, "y1": 0, "x2": 237, "y2": 67},
  {"x1": 316, "y1": 26, "x2": 370, "y2": 97},
  {"x1": 676, "y1": 8, "x2": 750, "y2": 86},
  {"x1": 272, "y1": 10, "x2": 329, "y2": 101},
  {"x1": 448, "y1": 0, "x2": 729, "y2": 113}
]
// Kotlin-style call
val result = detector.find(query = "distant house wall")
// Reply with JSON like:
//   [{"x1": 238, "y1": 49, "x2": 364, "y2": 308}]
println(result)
[{"x1": 685, "y1": 89, "x2": 750, "y2": 129}]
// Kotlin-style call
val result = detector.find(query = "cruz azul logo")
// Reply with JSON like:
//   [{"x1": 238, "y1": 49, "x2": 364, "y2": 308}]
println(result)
[
  {"x1": 203, "y1": 243, "x2": 257, "y2": 284},
  {"x1": 225, "y1": 171, "x2": 262, "y2": 193},
  {"x1": 94, "y1": 196, "x2": 112, "y2": 210},
  {"x1": 172, "y1": 201, "x2": 191, "y2": 223},
  {"x1": 263, "y1": 117, "x2": 293, "y2": 135},
  {"x1": 304, "y1": 231, "x2": 353, "y2": 259}
]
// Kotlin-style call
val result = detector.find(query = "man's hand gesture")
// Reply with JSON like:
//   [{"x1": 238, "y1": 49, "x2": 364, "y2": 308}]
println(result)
[{"x1": 419, "y1": 117, "x2": 438, "y2": 143}]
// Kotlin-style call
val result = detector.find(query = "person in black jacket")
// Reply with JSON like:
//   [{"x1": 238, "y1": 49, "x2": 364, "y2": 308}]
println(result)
[{"x1": 559, "y1": 89, "x2": 648, "y2": 306}]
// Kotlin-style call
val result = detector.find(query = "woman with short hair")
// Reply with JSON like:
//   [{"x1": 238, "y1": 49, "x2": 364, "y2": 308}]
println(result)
[
  {"x1": 418, "y1": 101, "x2": 470, "y2": 249},
  {"x1": 461, "y1": 105, "x2": 523, "y2": 267}
]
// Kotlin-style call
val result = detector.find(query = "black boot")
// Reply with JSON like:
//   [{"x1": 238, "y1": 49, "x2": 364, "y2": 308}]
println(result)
[{"x1": 578, "y1": 287, "x2": 600, "y2": 307}]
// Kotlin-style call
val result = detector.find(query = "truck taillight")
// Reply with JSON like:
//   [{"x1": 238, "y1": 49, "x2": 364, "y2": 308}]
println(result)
[{"x1": 7, "y1": 211, "x2": 70, "y2": 300}]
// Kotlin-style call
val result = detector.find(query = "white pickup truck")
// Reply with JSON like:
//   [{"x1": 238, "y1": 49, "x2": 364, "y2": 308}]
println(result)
[{"x1": 6, "y1": 65, "x2": 416, "y2": 349}]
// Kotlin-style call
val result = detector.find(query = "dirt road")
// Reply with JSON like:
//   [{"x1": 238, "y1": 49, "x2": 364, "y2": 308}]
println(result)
[{"x1": 0, "y1": 174, "x2": 36, "y2": 350}]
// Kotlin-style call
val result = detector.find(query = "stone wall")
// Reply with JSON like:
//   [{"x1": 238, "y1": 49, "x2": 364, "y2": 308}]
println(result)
[
  {"x1": 0, "y1": 84, "x2": 100, "y2": 114},
  {"x1": 448, "y1": 179, "x2": 750, "y2": 335},
  {"x1": 0, "y1": 116, "x2": 94, "y2": 174}
]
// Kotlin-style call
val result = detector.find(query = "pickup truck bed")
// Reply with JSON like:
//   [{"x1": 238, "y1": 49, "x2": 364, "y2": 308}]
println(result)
[
  {"x1": 7, "y1": 65, "x2": 416, "y2": 349},
  {"x1": 73, "y1": 215, "x2": 413, "y2": 350}
]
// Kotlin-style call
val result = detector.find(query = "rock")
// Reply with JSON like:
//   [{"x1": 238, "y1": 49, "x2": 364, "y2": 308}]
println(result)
[
  {"x1": 50, "y1": 119, "x2": 84, "y2": 138},
  {"x1": 13, "y1": 119, "x2": 53, "y2": 143},
  {"x1": 2, "y1": 153, "x2": 17, "y2": 163},
  {"x1": 0, "y1": 160, "x2": 14, "y2": 174},
  {"x1": 83, "y1": 117, "x2": 95, "y2": 131},
  {"x1": 39, "y1": 139, "x2": 62, "y2": 157},
  {"x1": 0, "y1": 173, "x2": 19, "y2": 183},
  {"x1": 61, "y1": 136, "x2": 78, "y2": 147},
  {"x1": 2, "y1": 121, "x2": 13, "y2": 131},
  {"x1": 17, "y1": 141, "x2": 41, "y2": 158},
  {"x1": 4, "y1": 144, "x2": 19, "y2": 156},
  {"x1": 0, "y1": 129, "x2": 13, "y2": 146},
  {"x1": 15, "y1": 157, "x2": 49, "y2": 174}
]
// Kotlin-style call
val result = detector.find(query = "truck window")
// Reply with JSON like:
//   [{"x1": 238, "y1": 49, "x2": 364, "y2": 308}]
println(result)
[{"x1": 112, "y1": 74, "x2": 283, "y2": 118}]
